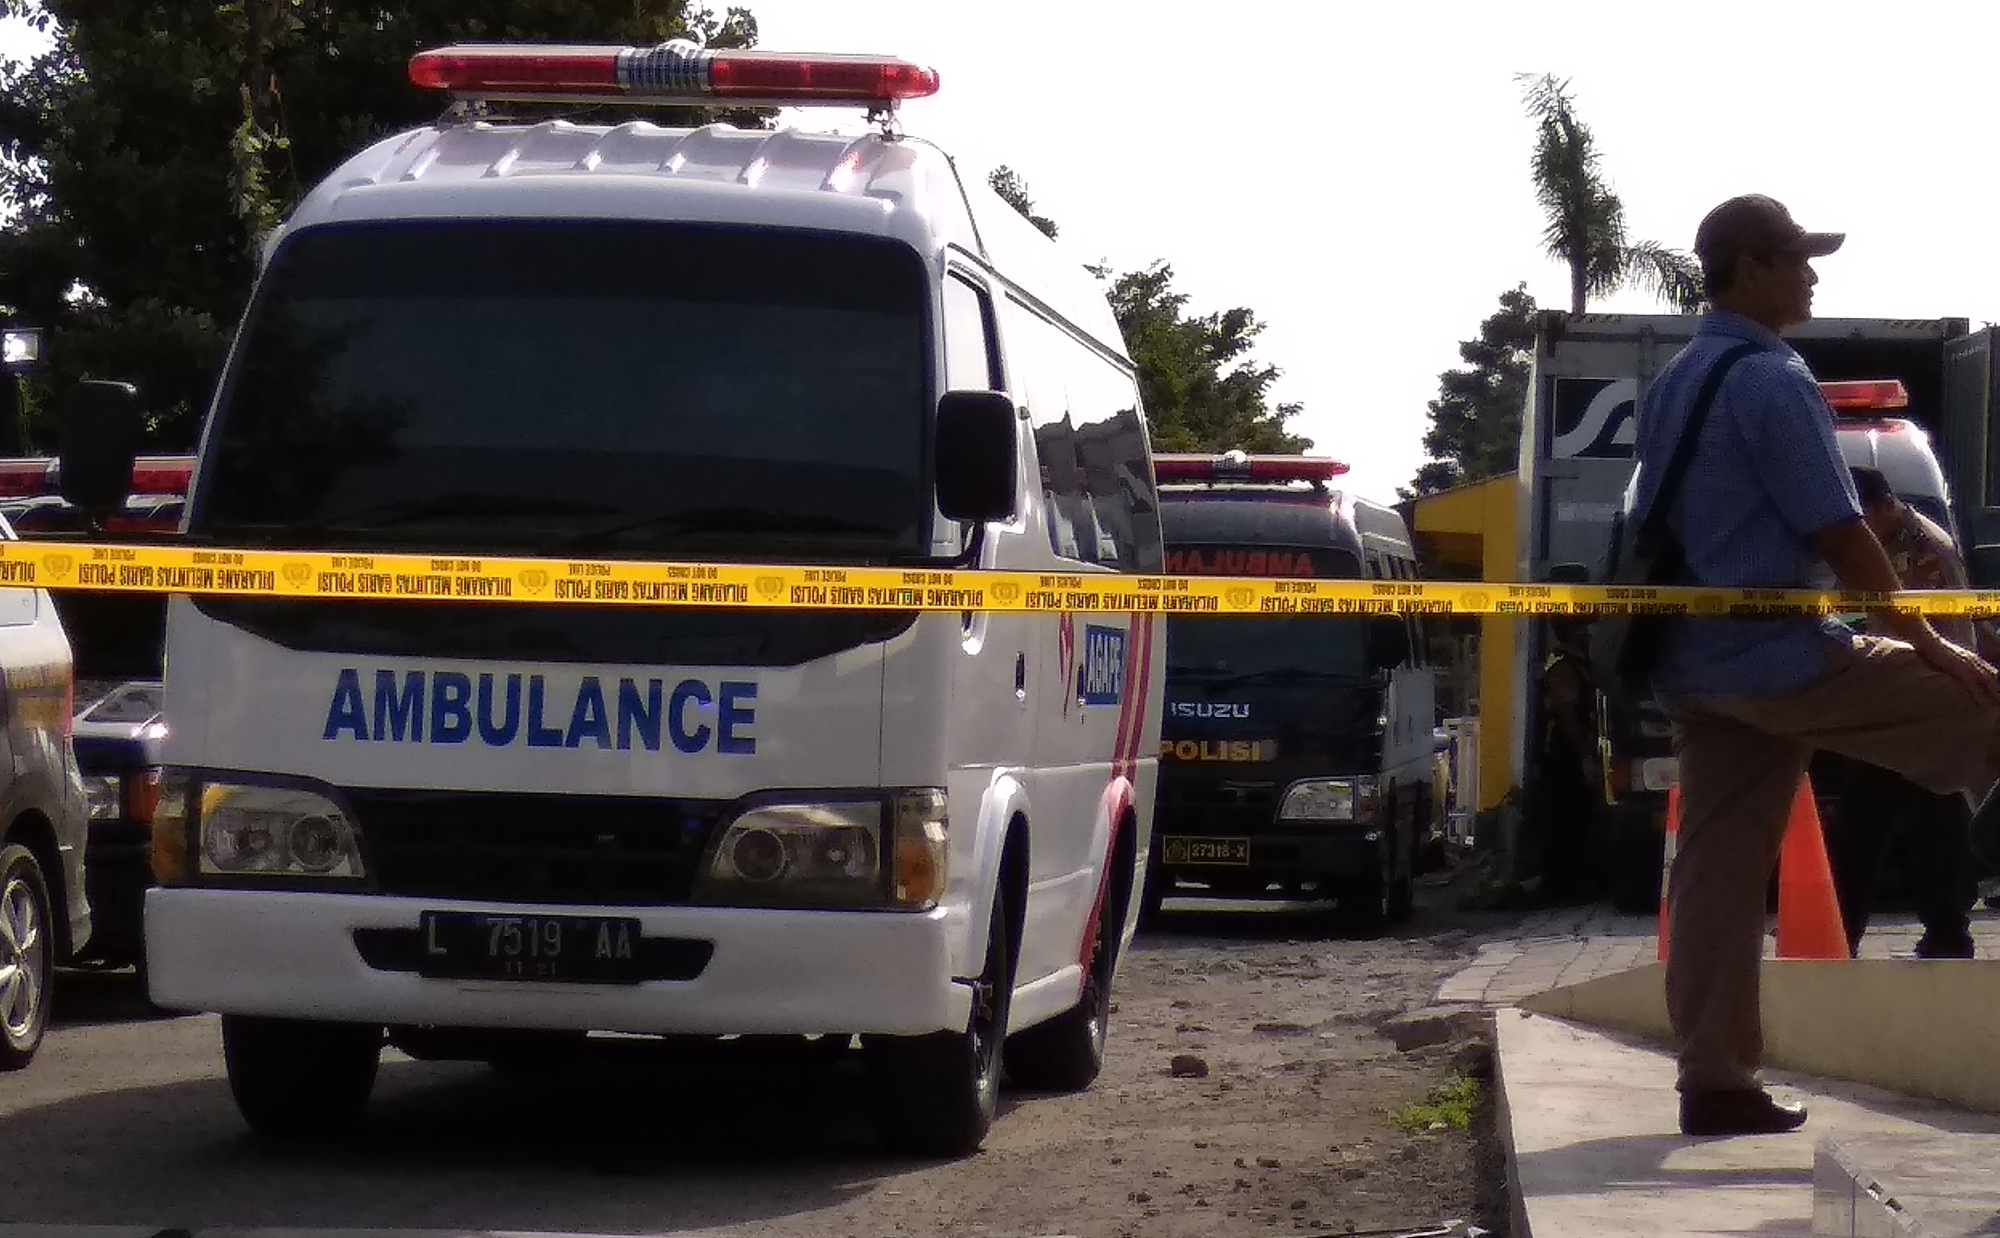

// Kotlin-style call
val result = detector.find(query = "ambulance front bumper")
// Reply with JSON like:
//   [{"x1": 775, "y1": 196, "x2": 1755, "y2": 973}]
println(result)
[{"x1": 143, "y1": 888, "x2": 972, "y2": 1036}]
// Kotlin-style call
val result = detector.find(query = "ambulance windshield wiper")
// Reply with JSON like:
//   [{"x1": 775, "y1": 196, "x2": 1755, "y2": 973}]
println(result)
[
  {"x1": 277, "y1": 491, "x2": 621, "y2": 541},
  {"x1": 535, "y1": 505, "x2": 900, "y2": 555}
]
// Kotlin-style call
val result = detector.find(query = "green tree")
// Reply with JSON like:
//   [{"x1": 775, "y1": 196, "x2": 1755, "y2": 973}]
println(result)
[
  {"x1": 1518, "y1": 73, "x2": 1703, "y2": 316},
  {"x1": 1404, "y1": 284, "x2": 1537, "y2": 498},
  {"x1": 1094, "y1": 261, "x2": 1310, "y2": 454},
  {"x1": 0, "y1": 0, "x2": 761, "y2": 447},
  {"x1": 987, "y1": 165, "x2": 1309, "y2": 455},
  {"x1": 987, "y1": 166, "x2": 1057, "y2": 240}
]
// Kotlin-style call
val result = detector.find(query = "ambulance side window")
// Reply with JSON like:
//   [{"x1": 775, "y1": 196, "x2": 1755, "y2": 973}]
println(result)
[
  {"x1": 941, "y1": 274, "x2": 1001, "y2": 393},
  {"x1": 941, "y1": 273, "x2": 1002, "y2": 551},
  {"x1": 1065, "y1": 363, "x2": 1160, "y2": 574},
  {"x1": 1005, "y1": 295, "x2": 1160, "y2": 573},
  {"x1": 1003, "y1": 296, "x2": 1084, "y2": 561}
]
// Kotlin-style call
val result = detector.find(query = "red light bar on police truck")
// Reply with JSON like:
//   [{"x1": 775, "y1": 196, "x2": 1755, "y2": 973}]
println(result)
[
  {"x1": 1820, "y1": 379, "x2": 1910, "y2": 413},
  {"x1": 408, "y1": 41, "x2": 940, "y2": 109},
  {"x1": 1154, "y1": 452, "x2": 1351, "y2": 485}
]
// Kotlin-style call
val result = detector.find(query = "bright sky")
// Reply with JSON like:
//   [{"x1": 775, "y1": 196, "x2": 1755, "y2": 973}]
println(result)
[{"x1": 8, "y1": 2, "x2": 2000, "y2": 498}]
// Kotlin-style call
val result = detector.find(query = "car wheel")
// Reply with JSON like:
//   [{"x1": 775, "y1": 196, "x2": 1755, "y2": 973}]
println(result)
[
  {"x1": 863, "y1": 885, "x2": 1015, "y2": 1157},
  {"x1": 0, "y1": 844, "x2": 54, "y2": 1071},
  {"x1": 1340, "y1": 844, "x2": 1393, "y2": 938},
  {"x1": 222, "y1": 1015, "x2": 382, "y2": 1138}
]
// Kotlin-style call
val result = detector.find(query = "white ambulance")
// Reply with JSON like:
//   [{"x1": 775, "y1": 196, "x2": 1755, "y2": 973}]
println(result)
[{"x1": 62, "y1": 40, "x2": 1167, "y2": 1156}]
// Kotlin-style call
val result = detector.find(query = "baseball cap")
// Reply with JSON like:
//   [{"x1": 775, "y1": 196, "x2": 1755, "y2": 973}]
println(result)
[{"x1": 1694, "y1": 194, "x2": 1844, "y2": 265}]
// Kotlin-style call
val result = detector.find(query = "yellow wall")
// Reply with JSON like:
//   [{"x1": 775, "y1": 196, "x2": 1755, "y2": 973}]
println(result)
[{"x1": 1413, "y1": 475, "x2": 1518, "y2": 814}]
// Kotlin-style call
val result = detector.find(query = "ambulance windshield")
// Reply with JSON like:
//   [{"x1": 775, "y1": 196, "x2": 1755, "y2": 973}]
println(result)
[{"x1": 191, "y1": 219, "x2": 932, "y2": 560}]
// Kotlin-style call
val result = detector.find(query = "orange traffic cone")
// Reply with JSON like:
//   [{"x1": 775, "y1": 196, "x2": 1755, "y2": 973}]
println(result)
[
  {"x1": 1656, "y1": 783, "x2": 1681, "y2": 963},
  {"x1": 1775, "y1": 777, "x2": 1849, "y2": 960}
]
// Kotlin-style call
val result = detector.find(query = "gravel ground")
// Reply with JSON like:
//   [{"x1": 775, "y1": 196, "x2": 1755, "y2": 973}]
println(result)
[
  {"x1": 16, "y1": 878, "x2": 1510, "y2": 1238},
  {"x1": 1009, "y1": 891, "x2": 1508, "y2": 1238}
]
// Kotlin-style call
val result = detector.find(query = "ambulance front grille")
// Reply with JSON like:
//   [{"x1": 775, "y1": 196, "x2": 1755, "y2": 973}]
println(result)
[{"x1": 352, "y1": 789, "x2": 726, "y2": 906}]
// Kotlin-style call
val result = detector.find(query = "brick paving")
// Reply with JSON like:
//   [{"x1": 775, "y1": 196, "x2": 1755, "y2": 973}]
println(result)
[{"x1": 1435, "y1": 903, "x2": 2000, "y2": 1008}]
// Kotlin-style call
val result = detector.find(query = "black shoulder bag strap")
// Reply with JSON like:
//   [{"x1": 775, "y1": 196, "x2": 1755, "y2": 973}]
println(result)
[{"x1": 1633, "y1": 340, "x2": 1762, "y2": 558}]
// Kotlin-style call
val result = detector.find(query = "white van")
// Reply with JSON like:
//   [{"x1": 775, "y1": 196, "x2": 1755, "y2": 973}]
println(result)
[{"x1": 65, "y1": 40, "x2": 1167, "y2": 1156}]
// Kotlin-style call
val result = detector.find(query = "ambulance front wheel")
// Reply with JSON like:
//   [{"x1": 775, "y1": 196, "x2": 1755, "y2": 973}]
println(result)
[
  {"x1": 222, "y1": 1014, "x2": 382, "y2": 1138},
  {"x1": 861, "y1": 885, "x2": 1016, "y2": 1158}
]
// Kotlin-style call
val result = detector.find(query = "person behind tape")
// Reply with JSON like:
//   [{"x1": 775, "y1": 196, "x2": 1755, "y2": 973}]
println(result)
[
  {"x1": 1631, "y1": 194, "x2": 2000, "y2": 1139},
  {"x1": 1821, "y1": 467, "x2": 1981, "y2": 961}
]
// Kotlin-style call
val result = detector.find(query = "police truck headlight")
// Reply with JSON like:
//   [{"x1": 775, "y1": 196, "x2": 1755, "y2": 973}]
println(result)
[
  {"x1": 82, "y1": 775, "x2": 122, "y2": 821},
  {"x1": 697, "y1": 789, "x2": 947, "y2": 911},
  {"x1": 197, "y1": 782, "x2": 363, "y2": 880},
  {"x1": 1278, "y1": 776, "x2": 1380, "y2": 824}
]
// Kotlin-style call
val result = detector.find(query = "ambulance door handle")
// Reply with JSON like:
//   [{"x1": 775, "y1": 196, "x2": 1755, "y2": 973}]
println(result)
[{"x1": 1015, "y1": 652, "x2": 1026, "y2": 700}]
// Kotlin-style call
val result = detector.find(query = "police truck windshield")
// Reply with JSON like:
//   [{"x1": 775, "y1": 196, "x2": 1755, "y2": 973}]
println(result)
[
  {"x1": 193, "y1": 220, "x2": 931, "y2": 559},
  {"x1": 1166, "y1": 615, "x2": 1371, "y2": 685},
  {"x1": 1159, "y1": 540, "x2": 1371, "y2": 683}
]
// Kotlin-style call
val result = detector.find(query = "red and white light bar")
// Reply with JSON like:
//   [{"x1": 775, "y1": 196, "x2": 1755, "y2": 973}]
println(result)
[
  {"x1": 1155, "y1": 452, "x2": 1351, "y2": 485},
  {"x1": 1820, "y1": 378, "x2": 1910, "y2": 413},
  {"x1": 0, "y1": 455, "x2": 194, "y2": 501},
  {"x1": 408, "y1": 41, "x2": 940, "y2": 107}
]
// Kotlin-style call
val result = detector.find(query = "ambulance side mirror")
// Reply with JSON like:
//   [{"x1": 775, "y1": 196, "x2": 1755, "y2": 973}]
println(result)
[
  {"x1": 58, "y1": 380, "x2": 144, "y2": 517},
  {"x1": 935, "y1": 389, "x2": 1019, "y2": 525}
]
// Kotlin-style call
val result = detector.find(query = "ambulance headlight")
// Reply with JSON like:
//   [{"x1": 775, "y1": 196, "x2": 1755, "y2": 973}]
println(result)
[
  {"x1": 697, "y1": 789, "x2": 947, "y2": 911},
  {"x1": 196, "y1": 781, "x2": 363, "y2": 880},
  {"x1": 1278, "y1": 776, "x2": 1379, "y2": 824}
]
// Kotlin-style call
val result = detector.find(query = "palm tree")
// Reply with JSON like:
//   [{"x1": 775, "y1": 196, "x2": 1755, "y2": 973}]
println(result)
[{"x1": 1518, "y1": 73, "x2": 1705, "y2": 316}]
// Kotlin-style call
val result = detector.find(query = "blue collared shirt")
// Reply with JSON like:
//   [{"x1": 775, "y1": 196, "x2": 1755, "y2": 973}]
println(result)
[{"x1": 1630, "y1": 311, "x2": 1863, "y2": 701}]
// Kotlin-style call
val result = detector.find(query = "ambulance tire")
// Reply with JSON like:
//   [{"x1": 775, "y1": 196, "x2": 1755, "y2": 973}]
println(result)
[
  {"x1": 223, "y1": 1015, "x2": 381, "y2": 1138},
  {"x1": 862, "y1": 885, "x2": 1015, "y2": 1158},
  {"x1": 1003, "y1": 826, "x2": 1133, "y2": 1093}
]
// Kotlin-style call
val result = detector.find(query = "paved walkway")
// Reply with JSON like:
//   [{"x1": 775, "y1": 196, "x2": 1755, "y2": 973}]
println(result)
[
  {"x1": 1436, "y1": 904, "x2": 2000, "y2": 1008},
  {"x1": 1495, "y1": 1008, "x2": 2000, "y2": 1237}
]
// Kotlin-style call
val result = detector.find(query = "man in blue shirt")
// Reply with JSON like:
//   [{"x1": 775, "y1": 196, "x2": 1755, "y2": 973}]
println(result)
[{"x1": 1634, "y1": 194, "x2": 2000, "y2": 1138}]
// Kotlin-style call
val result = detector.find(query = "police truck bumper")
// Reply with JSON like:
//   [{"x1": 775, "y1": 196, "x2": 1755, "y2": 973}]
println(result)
[
  {"x1": 1155, "y1": 830, "x2": 1383, "y2": 880},
  {"x1": 142, "y1": 888, "x2": 973, "y2": 1036}
]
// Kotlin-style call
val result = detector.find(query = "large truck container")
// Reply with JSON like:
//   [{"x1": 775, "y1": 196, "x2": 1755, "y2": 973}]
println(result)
[{"x1": 1512, "y1": 312, "x2": 2000, "y2": 908}]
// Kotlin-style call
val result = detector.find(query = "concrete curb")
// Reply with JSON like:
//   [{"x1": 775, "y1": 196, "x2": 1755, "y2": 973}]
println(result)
[
  {"x1": 1489, "y1": 1009, "x2": 1533, "y2": 1238},
  {"x1": 1813, "y1": 1139, "x2": 1927, "y2": 1238}
]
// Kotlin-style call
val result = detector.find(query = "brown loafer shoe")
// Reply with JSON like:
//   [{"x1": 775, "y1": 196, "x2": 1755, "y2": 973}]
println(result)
[{"x1": 1679, "y1": 1088, "x2": 1808, "y2": 1137}]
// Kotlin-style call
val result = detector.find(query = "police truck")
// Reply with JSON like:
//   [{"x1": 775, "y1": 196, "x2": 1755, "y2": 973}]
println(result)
[{"x1": 1142, "y1": 452, "x2": 1437, "y2": 934}]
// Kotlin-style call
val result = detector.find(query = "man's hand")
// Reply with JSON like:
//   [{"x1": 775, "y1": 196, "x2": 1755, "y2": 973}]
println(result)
[
  {"x1": 1910, "y1": 626, "x2": 2000, "y2": 706},
  {"x1": 1811, "y1": 517, "x2": 2000, "y2": 702}
]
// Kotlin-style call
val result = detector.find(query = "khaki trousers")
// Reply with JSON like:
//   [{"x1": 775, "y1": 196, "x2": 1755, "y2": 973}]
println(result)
[{"x1": 1663, "y1": 632, "x2": 2000, "y2": 1094}]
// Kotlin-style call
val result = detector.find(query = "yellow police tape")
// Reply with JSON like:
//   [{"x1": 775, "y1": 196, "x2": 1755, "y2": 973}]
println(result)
[{"x1": 4, "y1": 539, "x2": 1996, "y2": 619}]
